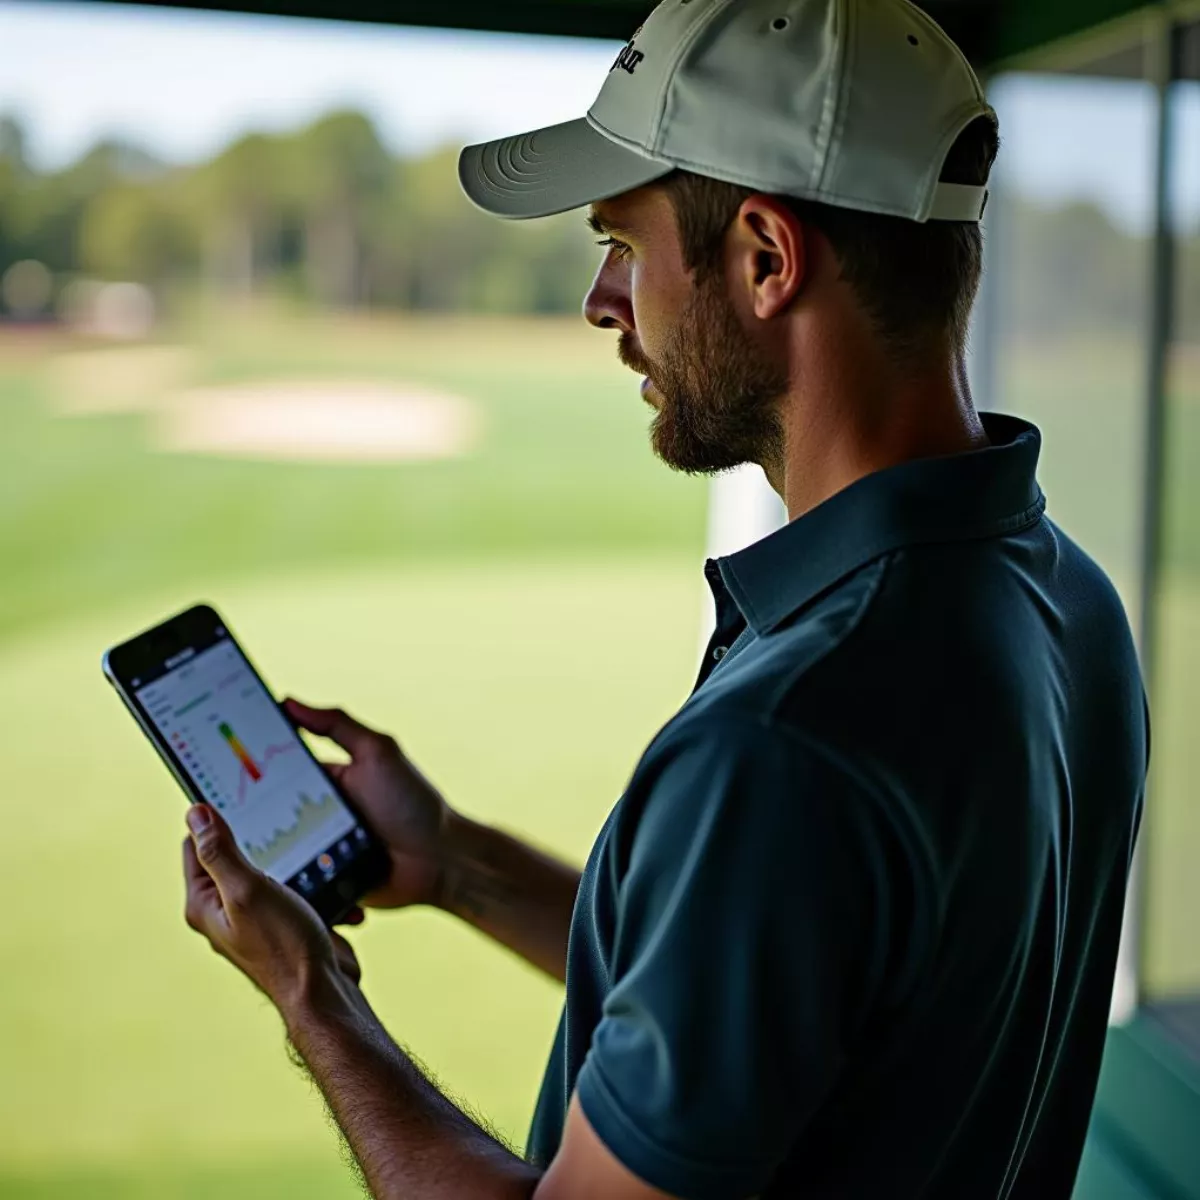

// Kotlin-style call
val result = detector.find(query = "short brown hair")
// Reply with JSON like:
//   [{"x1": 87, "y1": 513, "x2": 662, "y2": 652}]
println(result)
[{"x1": 658, "y1": 115, "x2": 1000, "y2": 361}]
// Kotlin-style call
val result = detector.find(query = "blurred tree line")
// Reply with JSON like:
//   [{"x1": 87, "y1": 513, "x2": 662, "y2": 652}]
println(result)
[
  {"x1": 1000, "y1": 196, "x2": 1200, "y2": 344},
  {"x1": 0, "y1": 109, "x2": 597, "y2": 316},
  {"x1": 0, "y1": 105, "x2": 1196, "y2": 336}
]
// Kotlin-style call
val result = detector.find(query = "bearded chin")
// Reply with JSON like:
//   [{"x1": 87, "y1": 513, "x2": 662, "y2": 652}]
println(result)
[
  {"x1": 646, "y1": 279, "x2": 787, "y2": 476},
  {"x1": 651, "y1": 399, "x2": 759, "y2": 475}
]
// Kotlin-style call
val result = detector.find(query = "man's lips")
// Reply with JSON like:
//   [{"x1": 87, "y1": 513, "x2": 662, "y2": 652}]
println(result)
[
  {"x1": 617, "y1": 339, "x2": 658, "y2": 404},
  {"x1": 639, "y1": 376, "x2": 662, "y2": 407}
]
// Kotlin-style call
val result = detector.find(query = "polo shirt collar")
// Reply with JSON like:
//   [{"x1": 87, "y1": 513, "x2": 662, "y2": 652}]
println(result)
[{"x1": 717, "y1": 413, "x2": 1046, "y2": 636}]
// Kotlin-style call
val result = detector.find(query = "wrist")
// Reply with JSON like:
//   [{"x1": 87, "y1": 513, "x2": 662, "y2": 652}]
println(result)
[
  {"x1": 279, "y1": 956, "x2": 366, "y2": 1039},
  {"x1": 432, "y1": 809, "x2": 494, "y2": 916}
]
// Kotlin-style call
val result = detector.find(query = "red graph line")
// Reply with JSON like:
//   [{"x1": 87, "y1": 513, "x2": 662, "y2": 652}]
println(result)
[{"x1": 233, "y1": 741, "x2": 300, "y2": 806}]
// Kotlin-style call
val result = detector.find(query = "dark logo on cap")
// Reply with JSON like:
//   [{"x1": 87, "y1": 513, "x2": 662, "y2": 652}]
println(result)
[{"x1": 611, "y1": 28, "x2": 646, "y2": 75}]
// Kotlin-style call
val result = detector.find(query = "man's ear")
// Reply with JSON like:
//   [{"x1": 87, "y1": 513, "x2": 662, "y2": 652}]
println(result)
[{"x1": 731, "y1": 195, "x2": 807, "y2": 320}]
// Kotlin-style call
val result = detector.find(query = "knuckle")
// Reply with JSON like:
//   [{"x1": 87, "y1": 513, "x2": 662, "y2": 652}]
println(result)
[
  {"x1": 224, "y1": 877, "x2": 256, "y2": 912},
  {"x1": 194, "y1": 836, "x2": 221, "y2": 867}
]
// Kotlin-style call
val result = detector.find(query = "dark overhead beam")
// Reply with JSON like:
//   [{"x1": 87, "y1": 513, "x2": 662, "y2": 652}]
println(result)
[
  {"x1": 72, "y1": 0, "x2": 1000, "y2": 62},
  {"x1": 75, "y1": 0, "x2": 651, "y2": 40},
  {"x1": 72, "y1": 0, "x2": 1164, "y2": 68}
]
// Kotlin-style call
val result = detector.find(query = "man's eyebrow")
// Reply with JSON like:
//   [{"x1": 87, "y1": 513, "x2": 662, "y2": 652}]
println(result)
[{"x1": 586, "y1": 209, "x2": 634, "y2": 236}]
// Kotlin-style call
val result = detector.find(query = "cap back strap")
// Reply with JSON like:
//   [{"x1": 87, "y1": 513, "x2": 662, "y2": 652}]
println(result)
[{"x1": 928, "y1": 181, "x2": 988, "y2": 222}]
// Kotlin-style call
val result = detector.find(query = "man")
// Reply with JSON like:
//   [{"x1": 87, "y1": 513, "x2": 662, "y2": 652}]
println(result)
[{"x1": 181, "y1": 0, "x2": 1148, "y2": 1196}]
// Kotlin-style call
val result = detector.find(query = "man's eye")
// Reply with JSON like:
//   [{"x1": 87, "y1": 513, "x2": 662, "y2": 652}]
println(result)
[{"x1": 595, "y1": 237, "x2": 632, "y2": 261}]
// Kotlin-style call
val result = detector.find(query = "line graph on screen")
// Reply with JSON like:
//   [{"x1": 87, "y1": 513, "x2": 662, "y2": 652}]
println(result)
[{"x1": 242, "y1": 790, "x2": 343, "y2": 872}]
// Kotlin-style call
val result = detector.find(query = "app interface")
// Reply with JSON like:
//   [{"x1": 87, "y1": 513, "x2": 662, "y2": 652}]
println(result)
[{"x1": 136, "y1": 639, "x2": 359, "y2": 885}]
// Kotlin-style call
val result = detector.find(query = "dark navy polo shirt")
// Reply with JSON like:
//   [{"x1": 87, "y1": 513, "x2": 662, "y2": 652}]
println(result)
[{"x1": 526, "y1": 414, "x2": 1148, "y2": 1199}]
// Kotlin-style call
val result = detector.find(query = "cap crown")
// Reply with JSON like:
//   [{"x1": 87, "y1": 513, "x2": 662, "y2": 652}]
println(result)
[{"x1": 588, "y1": 0, "x2": 991, "y2": 222}]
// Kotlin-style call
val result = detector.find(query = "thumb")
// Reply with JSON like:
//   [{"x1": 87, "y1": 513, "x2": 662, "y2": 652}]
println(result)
[{"x1": 187, "y1": 804, "x2": 258, "y2": 905}]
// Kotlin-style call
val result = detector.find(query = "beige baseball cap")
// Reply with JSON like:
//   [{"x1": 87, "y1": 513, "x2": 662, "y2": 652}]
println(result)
[{"x1": 459, "y1": 0, "x2": 994, "y2": 224}]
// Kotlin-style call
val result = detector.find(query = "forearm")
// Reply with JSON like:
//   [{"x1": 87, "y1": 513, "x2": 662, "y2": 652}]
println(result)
[
  {"x1": 285, "y1": 964, "x2": 542, "y2": 1200},
  {"x1": 435, "y1": 812, "x2": 580, "y2": 984}
]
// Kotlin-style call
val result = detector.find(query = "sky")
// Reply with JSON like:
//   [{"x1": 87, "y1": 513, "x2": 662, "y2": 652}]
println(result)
[{"x1": 1, "y1": 0, "x2": 1198, "y2": 233}]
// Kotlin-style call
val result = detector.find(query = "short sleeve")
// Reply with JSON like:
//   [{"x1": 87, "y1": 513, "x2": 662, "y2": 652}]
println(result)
[{"x1": 575, "y1": 716, "x2": 903, "y2": 1200}]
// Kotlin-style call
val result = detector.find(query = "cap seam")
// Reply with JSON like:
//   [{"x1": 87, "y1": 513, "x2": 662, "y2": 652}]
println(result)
[
  {"x1": 814, "y1": 0, "x2": 854, "y2": 193},
  {"x1": 652, "y1": 0, "x2": 742, "y2": 156}
]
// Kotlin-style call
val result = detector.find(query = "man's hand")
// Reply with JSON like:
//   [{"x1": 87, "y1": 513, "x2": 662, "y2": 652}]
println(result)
[
  {"x1": 179, "y1": 769, "x2": 669, "y2": 1200},
  {"x1": 287, "y1": 698, "x2": 580, "y2": 983},
  {"x1": 284, "y1": 699, "x2": 450, "y2": 911},
  {"x1": 182, "y1": 803, "x2": 360, "y2": 1010}
]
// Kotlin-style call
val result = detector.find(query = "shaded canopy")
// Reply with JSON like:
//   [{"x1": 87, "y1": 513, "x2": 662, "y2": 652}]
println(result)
[{"x1": 75, "y1": 0, "x2": 1152, "y2": 69}]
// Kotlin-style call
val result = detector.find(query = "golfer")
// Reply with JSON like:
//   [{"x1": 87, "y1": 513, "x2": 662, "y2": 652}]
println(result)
[{"x1": 181, "y1": 1, "x2": 1149, "y2": 1196}]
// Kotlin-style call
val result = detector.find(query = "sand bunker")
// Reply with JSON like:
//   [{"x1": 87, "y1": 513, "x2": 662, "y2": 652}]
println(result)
[
  {"x1": 49, "y1": 355, "x2": 479, "y2": 463},
  {"x1": 156, "y1": 381, "x2": 478, "y2": 463}
]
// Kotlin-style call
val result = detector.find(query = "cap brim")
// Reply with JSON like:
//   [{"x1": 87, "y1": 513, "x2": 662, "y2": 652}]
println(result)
[{"x1": 458, "y1": 117, "x2": 673, "y2": 220}]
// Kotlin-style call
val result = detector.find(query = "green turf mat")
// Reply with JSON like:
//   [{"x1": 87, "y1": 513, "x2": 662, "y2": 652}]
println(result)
[{"x1": 0, "y1": 1159, "x2": 363, "y2": 1199}]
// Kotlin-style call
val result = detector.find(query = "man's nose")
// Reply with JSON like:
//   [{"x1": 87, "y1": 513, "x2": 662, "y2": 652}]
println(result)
[{"x1": 582, "y1": 259, "x2": 633, "y2": 333}]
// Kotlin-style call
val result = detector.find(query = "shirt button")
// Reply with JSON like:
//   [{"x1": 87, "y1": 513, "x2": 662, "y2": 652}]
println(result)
[{"x1": 712, "y1": 645, "x2": 729, "y2": 662}]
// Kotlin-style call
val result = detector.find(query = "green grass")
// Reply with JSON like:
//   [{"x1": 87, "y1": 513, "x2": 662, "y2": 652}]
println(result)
[
  {"x1": 2, "y1": 312, "x2": 1200, "y2": 1197},
  {"x1": 0, "y1": 561, "x2": 704, "y2": 1194},
  {"x1": 0, "y1": 1162, "x2": 362, "y2": 1199}
]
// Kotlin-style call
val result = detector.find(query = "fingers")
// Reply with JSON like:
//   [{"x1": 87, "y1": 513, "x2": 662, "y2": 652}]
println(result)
[
  {"x1": 186, "y1": 804, "x2": 260, "y2": 911},
  {"x1": 320, "y1": 760, "x2": 347, "y2": 784},
  {"x1": 182, "y1": 826, "x2": 213, "y2": 890},
  {"x1": 182, "y1": 835, "x2": 220, "y2": 935},
  {"x1": 284, "y1": 699, "x2": 379, "y2": 758}
]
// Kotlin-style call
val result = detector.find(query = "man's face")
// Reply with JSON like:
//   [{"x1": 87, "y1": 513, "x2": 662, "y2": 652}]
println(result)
[{"x1": 583, "y1": 187, "x2": 786, "y2": 475}]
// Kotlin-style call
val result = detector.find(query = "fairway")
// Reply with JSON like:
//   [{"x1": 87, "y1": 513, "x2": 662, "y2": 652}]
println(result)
[
  {"x1": 0, "y1": 311, "x2": 710, "y2": 645},
  {"x1": 2, "y1": 309, "x2": 1198, "y2": 1198}
]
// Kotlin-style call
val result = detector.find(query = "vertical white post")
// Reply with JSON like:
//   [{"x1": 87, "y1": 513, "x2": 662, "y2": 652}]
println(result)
[
  {"x1": 705, "y1": 464, "x2": 788, "y2": 561},
  {"x1": 699, "y1": 464, "x2": 787, "y2": 649}
]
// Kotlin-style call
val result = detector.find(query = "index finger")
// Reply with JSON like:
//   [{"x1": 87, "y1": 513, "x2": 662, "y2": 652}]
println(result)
[
  {"x1": 284, "y1": 699, "x2": 378, "y2": 757},
  {"x1": 182, "y1": 834, "x2": 220, "y2": 933},
  {"x1": 183, "y1": 829, "x2": 216, "y2": 891}
]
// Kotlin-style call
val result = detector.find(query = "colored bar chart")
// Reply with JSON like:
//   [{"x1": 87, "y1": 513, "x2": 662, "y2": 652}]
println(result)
[{"x1": 219, "y1": 721, "x2": 262, "y2": 782}]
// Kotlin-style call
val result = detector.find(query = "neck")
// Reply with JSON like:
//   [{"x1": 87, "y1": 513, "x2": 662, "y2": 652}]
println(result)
[{"x1": 762, "y1": 336, "x2": 989, "y2": 522}]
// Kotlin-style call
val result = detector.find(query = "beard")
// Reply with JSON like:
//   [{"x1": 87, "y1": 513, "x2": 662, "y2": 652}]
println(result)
[{"x1": 618, "y1": 272, "x2": 787, "y2": 475}]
